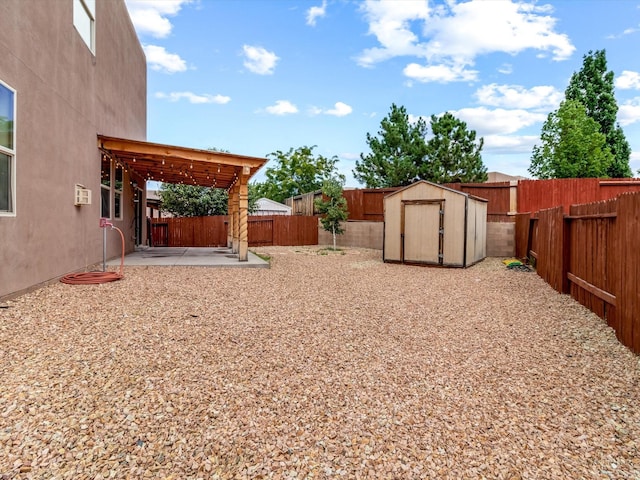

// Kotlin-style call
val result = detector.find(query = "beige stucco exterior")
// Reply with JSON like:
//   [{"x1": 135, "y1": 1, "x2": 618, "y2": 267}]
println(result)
[{"x1": 0, "y1": 0, "x2": 146, "y2": 298}]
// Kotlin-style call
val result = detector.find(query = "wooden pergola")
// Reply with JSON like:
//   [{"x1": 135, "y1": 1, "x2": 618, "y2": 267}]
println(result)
[{"x1": 98, "y1": 135, "x2": 266, "y2": 261}]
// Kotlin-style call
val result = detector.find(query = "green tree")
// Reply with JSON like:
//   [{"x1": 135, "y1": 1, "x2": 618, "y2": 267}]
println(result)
[
  {"x1": 159, "y1": 184, "x2": 228, "y2": 217},
  {"x1": 422, "y1": 112, "x2": 487, "y2": 183},
  {"x1": 354, "y1": 104, "x2": 428, "y2": 188},
  {"x1": 253, "y1": 146, "x2": 344, "y2": 203},
  {"x1": 314, "y1": 178, "x2": 348, "y2": 250},
  {"x1": 565, "y1": 49, "x2": 631, "y2": 177},
  {"x1": 159, "y1": 184, "x2": 259, "y2": 217},
  {"x1": 528, "y1": 100, "x2": 613, "y2": 179}
]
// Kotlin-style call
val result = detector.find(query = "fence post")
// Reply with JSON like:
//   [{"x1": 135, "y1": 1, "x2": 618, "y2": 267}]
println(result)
[{"x1": 561, "y1": 216, "x2": 571, "y2": 294}]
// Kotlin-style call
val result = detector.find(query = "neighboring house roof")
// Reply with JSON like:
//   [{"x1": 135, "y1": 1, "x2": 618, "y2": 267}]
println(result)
[
  {"x1": 147, "y1": 190, "x2": 161, "y2": 202},
  {"x1": 255, "y1": 198, "x2": 291, "y2": 213}
]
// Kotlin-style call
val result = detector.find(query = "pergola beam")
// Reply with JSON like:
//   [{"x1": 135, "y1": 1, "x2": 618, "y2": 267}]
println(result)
[{"x1": 98, "y1": 135, "x2": 265, "y2": 190}]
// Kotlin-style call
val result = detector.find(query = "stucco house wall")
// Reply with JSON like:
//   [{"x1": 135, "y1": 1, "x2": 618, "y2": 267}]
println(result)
[{"x1": 0, "y1": 0, "x2": 146, "y2": 299}]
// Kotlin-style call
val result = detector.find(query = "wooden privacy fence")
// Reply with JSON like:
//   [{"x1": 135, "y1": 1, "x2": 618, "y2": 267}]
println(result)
[
  {"x1": 519, "y1": 192, "x2": 640, "y2": 354},
  {"x1": 150, "y1": 215, "x2": 318, "y2": 247},
  {"x1": 286, "y1": 188, "x2": 398, "y2": 220},
  {"x1": 518, "y1": 178, "x2": 640, "y2": 214},
  {"x1": 284, "y1": 179, "x2": 640, "y2": 224}
]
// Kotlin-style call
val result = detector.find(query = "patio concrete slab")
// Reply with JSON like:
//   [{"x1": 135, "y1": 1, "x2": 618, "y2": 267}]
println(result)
[{"x1": 106, "y1": 247, "x2": 269, "y2": 268}]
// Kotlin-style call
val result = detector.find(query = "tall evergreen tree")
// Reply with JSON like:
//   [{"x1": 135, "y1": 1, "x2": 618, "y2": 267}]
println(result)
[
  {"x1": 422, "y1": 112, "x2": 487, "y2": 183},
  {"x1": 565, "y1": 49, "x2": 631, "y2": 177},
  {"x1": 354, "y1": 104, "x2": 428, "y2": 188}
]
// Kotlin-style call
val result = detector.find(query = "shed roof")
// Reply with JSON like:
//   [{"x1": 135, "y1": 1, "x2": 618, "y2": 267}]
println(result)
[
  {"x1": 384, "y1": 180, "x2": 488, "y2": 203},
  {"x1": 98, "y1": 135, "x2": 266, "y2": 189}
]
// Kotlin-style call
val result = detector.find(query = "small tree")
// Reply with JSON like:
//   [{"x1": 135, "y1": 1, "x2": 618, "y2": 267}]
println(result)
[{"x1": 314, "y1": 178, "x2": 348, "y2": 250}]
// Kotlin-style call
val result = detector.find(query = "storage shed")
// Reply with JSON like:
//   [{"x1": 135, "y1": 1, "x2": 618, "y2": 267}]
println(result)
[{"x1": 384, "y1": 181, "x2": 487, "y2": 267}]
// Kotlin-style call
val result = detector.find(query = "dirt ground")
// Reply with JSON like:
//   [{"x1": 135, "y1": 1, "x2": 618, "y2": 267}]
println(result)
[{"x1": 1, "y1": 247, "x2": 639, "y2": 479}]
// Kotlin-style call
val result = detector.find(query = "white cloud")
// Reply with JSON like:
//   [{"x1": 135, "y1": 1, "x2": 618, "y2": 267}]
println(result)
[
  {"x1": 155, "y1": 91, "x2": 231, "y2": 104},
  {"x1": 356, "y1": 0, "x2": 431, "y2": 67},
  {"x1": 142, "y1": 44, "x2": 187, "y2": 73},
  {"x1": 618, "y1": 97, "x2": 640, "y2": 126},
  {"x1": 265, "y1": 100, "x2": 298, "y2": 115},
  {"x1": 475, "y1": 84, "x2": 563, "y2": 110},
  {"x1": 307, "y1": 0, "x2": 327, "y2": 26},
  {"x1": 404, "y1": 63, "x2": 477, "y2": 83},
  {"x1": 357, "y1": 0, "x2": 574, "y2": 84},
  {"x1": 448, "y1": 107, "x2": 547, "y2": 135},
  {"x1": 242, "y1": 45, "x2": 279, "y2": 75},
  {"x1": 498, "y1": 63, "x2": 513, "y2": 75},
  {"x1": 483, "y1": 134, "x2": 539, "y2": 154},
  {"x1": 616, "y1": 70, "x2": 640, "y2": 90},
  {"x1": 325, "y1": 102, "x2": 353, "y2": 117},
  {"x1": 607, "y1": 27, "x2": 639, "y2": 39},
  {"x1": 340, "y1": 152, "x2": 361, "y2": 161},
  {"x1": 424, "y1": 1, "x2": 575, "y2": 62},
  {"x1": 125, "y1": 0, "x2": 192, "y2": 38},
  {"x1": 408, "y1": 114, "x2": 429, "y2": 125}
]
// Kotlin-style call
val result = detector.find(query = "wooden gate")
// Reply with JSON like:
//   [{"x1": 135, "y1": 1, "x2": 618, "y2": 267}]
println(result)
[
  {"x1": 401, "y1": 200, "x2": 444, "y2": 265},
  {"x1": 249, "y1": 218, "x2": 274, "y2": 246},
  {"x1": 151, "y1": 222, "x2": 169, "y2": 246}
]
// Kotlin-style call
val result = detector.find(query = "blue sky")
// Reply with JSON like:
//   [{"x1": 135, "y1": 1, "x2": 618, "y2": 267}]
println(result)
[{"x1": 124, "y1": 0, "x2": 640, "y2": 187}]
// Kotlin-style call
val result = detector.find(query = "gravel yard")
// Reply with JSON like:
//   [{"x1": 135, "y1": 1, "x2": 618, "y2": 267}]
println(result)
[{"x1": 1, "y1": 247, "x2": 639, "y2": 479}]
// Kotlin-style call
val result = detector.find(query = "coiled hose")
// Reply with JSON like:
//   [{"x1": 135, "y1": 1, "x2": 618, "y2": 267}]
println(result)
[{"x1": 60, "y1": 226, "x2": 125, "y2": 284}]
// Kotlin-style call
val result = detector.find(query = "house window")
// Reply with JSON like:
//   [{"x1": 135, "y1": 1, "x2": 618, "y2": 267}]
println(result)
[
  {"x1": 114, "y1": 164, "x2": 123, "y2": 219},
  {"x1": 101, "y1": 155, "x2": 111, "y2": 218},
  {"x1": 0, "y1": 80, "x2": 15, "y2": 215},
  {"x1": 73, "y1": 0, "x2": 95, "y2": 53}
]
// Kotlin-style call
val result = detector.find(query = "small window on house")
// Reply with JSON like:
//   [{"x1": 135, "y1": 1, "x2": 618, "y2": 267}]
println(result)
[
  {"x1": 101, "y1": 156, "x2": 111, "y2": 218},
  {"x1": 73, "y1": 0, "x2": 95, "y2": 53},
  {"x1": 0, "y1": 80, "x2": 15, "y2": 215},
  {"x1": 114, "y1": 164, "x2": 123, "y2": 219}
]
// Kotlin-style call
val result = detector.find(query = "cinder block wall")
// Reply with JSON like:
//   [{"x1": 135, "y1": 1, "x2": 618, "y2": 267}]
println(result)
[
  {"x1": 486, "y1": 222, "x2": 515, "y2": 257},
  {"x1": 318, "y1": 221, "x2": 384, "y2": 250},
  {"x1": 317, "y1": 219, "x2": 516, "y2": 257}
]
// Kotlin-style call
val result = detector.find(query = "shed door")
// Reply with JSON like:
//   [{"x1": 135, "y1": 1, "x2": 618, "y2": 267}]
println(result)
[{"x1": 402, "y1": 200, "x2": 444, "y2": 264}]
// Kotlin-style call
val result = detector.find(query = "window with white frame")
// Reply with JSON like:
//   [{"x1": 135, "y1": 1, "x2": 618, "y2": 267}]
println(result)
[
  {"x1": 114, "y1": 164, "x2": 123, "y2": 219},
  {"x1": 73, "y1": 0, "x2": 95, "y2": 53},
  {"x1": 100, "y1": 155, "x2": 111, "y2": 218},
  {"x1": 0, "y1": 80, "x2": 15, "y2": 215},
  {"x1": 100, "y1": 158, "x2": 125, "y2": 220}
]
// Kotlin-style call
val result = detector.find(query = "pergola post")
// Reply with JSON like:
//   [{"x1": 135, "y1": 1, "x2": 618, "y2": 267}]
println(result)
[
  {"x1": 239, "y1": 171, "x2": 249, "y2": 261},
  {"x1": 227, "y1": 190, "x2": 234, "y2": 248},
  {"x1": 230, "y1": 183, "x2": 240, "y2": 253}
]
